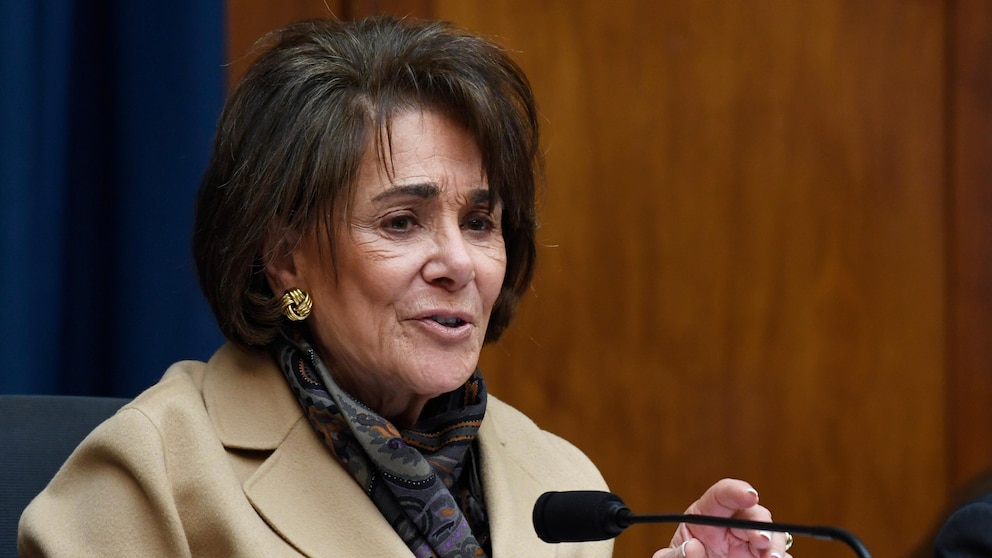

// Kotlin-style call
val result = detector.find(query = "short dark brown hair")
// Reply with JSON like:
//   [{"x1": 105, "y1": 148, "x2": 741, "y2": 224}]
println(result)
[{"x1": 192, "y1": 16, "x2": 539, "y2": 348}]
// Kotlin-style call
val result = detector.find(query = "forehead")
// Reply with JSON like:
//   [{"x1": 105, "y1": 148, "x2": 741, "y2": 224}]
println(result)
[{"x1": 354, "y1": 108, "x2": 486, "y2": 199}]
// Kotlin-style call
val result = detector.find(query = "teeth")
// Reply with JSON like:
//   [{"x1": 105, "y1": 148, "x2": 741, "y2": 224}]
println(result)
[{"x1": 431, "y1": 316, "x2": 463, "y2": 327}]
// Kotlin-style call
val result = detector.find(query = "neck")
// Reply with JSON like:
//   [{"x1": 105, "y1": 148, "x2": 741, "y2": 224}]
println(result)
[{"x1": 328, "y1": 368, "x2": 431, "y2": 427}]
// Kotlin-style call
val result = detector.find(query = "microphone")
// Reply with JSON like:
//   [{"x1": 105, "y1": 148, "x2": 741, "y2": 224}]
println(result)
[{"x1": 533, "y1": 491, "x2": 872, "y2": 558}]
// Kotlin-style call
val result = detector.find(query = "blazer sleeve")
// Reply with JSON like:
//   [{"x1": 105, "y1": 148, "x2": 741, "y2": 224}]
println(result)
[{"x1": 18, "y1": 407, "x2": 192, "y2": 558}]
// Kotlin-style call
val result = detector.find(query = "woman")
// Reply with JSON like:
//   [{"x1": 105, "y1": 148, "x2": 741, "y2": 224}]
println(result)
[{"x1": 19, "y1": 16, "x2": 790, "y2": 558}]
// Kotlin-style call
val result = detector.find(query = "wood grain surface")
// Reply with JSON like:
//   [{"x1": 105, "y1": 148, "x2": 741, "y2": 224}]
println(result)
[{"x1": 225, "y1": 2, "x2": 992, "y2": 556}]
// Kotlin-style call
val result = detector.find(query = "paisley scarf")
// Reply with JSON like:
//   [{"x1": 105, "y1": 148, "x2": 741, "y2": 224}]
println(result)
[{"x1": 270, "y1": 330, "x2": 491, "y2": 558}]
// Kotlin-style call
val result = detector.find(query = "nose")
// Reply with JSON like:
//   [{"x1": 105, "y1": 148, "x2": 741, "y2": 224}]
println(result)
[{"x1": 422, "y1": 222, "x2": 475, "y2": 290}]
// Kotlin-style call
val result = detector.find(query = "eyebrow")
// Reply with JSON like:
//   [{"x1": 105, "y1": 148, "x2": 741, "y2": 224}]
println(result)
[
  {"x1": 468, "y1": 188, "x2": 493, "y2": 206},
  {"x1": 370, "y1": 184, "x2": 494, "y2": 206},
  {"x1": 370, "y1": 183, "x2": 439, "y2": 203}
]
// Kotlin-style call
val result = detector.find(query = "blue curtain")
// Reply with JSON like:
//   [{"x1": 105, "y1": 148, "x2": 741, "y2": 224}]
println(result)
[{"x1": 0, "y1": 1, "x2": 226, "y2": 396}]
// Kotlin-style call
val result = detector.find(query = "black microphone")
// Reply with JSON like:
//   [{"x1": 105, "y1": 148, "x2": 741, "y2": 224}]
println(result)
[{"x1": 533, "y1": 491, "x2": 872, "y2": 558}]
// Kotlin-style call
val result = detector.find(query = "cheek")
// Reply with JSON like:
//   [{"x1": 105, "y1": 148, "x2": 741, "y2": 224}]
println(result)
[
  {"x1": 479, "y1": 249, "x2": 508, "y2": 306},
  {"x1": 339, "y1": 254, "x2": 428, "y2": 323}
]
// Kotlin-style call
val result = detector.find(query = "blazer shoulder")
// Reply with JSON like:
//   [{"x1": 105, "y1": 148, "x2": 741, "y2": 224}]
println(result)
[
  {"x1": 484, "y1": 394, "x2": 606, "y2": 487},
  {"x1": 101, "y1": 360, "x2": 212, "y2": 437}
]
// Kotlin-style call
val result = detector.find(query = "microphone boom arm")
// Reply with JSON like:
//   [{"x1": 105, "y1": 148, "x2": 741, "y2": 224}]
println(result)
[
  {"x1": 620, "y1": 510, "x2": 872, "y2": 558},
  {"x1": 532, "y1": 490, "x2": 872, "y2": 558}
]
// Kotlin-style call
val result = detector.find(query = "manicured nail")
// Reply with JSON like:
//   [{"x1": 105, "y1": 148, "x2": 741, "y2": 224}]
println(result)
[
  {"x1": 758, "y1": 530, "x2": 771, "y2": 542},
  {"x1": 770, "y1": 553, "x2": 783, "y2": 558},
  {"x1": 747, "y1": 487, "x2": 759, "y2": 499}
]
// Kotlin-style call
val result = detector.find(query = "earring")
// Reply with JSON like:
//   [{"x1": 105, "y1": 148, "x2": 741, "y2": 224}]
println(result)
[{"x1": 280, "y1": 288, "x2": 312, "y2": 321}]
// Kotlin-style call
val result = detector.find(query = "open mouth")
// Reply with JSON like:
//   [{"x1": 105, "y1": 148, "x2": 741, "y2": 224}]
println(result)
[{"x1": 429, "y1": 315, "x2": 466, "y2": 328}]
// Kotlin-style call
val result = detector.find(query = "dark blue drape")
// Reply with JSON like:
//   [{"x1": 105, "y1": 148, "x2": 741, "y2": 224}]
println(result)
[{"x1": 0, "y1": 1, "x2": 226, "y2": 396}]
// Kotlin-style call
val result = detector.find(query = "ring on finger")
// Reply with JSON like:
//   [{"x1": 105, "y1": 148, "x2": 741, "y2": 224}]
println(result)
[{"x1": 784, "y1": 532, "x2": 793, "y2": 551}]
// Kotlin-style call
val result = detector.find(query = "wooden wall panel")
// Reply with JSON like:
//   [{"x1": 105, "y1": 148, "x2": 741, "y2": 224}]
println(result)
[
  {"x1": 226, "y1": 0, "x2": 432, "y2": 87},
  {"x1": 949, "y1": 0, "x2": 992, "y2": 494},
  {"x1": 344, "y1": 0, "x2": 434, "y2": 20},
  {"x1": 226, "y1": 0, "x2": 343, "y2": 87},
  {"x1": 440, "y1": 2, "x2": 947, "y2": 557},
  {"x1": 224, "y1": 1, "x2": 992, "y2": 557}
]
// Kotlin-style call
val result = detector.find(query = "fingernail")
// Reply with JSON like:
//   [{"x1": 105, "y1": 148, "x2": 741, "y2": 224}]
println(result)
[
  {"x1": 747, "y1": 487, "x2": 759, "y2": 499},
  {"x1": 770, "y1": 553, "x2": 783, "y2": 558},
  {"x1": 758, "y1": 530, "x2": 771, "y2": 542}
]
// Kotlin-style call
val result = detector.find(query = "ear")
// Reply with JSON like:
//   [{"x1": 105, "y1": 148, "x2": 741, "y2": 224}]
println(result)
[{"x1": 263, "y1": 229, "x2": 304, "y2": 296}]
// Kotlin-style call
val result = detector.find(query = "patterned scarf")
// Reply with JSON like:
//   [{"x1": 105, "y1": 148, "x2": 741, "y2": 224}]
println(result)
[{"x1": 270, "y1": 330, "x2": 491, "y2": 558}]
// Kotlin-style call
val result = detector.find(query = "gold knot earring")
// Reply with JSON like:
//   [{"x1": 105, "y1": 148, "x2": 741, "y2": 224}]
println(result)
[{"x1": 280, "y1": 288, "x2": 312, "y2": 321}]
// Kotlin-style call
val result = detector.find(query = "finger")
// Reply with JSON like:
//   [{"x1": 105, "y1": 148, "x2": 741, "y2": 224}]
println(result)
[
  {"x1": 695, "y1": 501, "x2": 773, "y2": 544},
  {"x1": 685, "y1": 478, "x2": 760, "y2": 517},
  {"x1": 651, "y1": 538, "x2": 700, "y2": 558},
  {"x1": 734, "y1": 503, "x2": 773, "y2": 523},
  {"x1": 682, "y1": 539, "x2": 703, "y2": 557},
  {"x1": 772, "y1": 531, "x2": 791, "y2": 555},
  {"x1": 762, "y1": 532, "x2": 791, "y2": 558},
  {"x1": 729, "y1": 504, "x2": 775, "y2": 543},
  {"x1": 738, "y1": 512, "x2": 788, "y2": 547},
  {"x1": 751, "y1": 528, "x2": 773, "y2": 551}
]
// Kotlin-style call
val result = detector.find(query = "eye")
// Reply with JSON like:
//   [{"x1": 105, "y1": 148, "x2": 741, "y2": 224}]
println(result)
[
  {"x1": 382, "y1": 213, "x2": 417, "y2": 233},
  {"x1": 463, "y1": 212, "x2": 497, "y2": 232}
]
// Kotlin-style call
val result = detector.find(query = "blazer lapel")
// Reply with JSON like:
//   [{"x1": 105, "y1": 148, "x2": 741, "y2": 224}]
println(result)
[
  {"x1": 244, "y1": 417, "x2": 413, "y2": 557},
  {"x1": 479, "y1": 400, "x2": 562, "y2": 558},
  {"x1": 201, "y1": 343, "x2": 302, "y2": 450},
  {"x1": 202, "y1": 343, "x2": 412, "y2": 557},
  {"x1": 203, "y1": 345, "x2": 577, "y2": 557}
]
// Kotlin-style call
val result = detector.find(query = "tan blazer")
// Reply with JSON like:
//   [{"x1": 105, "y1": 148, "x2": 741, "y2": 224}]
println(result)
[{"x1": 18, "y1": 344, "x2": 614, "y2": 557}]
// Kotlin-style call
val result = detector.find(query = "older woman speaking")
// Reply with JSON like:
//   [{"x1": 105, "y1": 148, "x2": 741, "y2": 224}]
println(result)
[{"x1": 19, "y1": 16, "x2": 790, "y2": 558}]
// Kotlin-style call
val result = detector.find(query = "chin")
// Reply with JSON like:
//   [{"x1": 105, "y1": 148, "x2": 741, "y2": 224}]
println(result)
[{"x1": 411, "y1": 358, "x2": 478, "y2": 394}]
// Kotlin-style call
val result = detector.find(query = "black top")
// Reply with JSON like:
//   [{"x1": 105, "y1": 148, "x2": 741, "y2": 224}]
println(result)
[{"x1": 934, "y1": 491, "x2": 992, "y2": 558}]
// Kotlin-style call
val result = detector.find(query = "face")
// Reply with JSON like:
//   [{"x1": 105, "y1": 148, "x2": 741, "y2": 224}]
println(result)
[{"x1": 269, "y1": 108, "x2": 506, "y2": 425}]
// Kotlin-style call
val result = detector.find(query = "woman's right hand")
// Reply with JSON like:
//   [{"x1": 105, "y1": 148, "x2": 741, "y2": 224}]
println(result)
[{"x1": 650, "y1": 478, "x2": 793, "y2": 558}]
